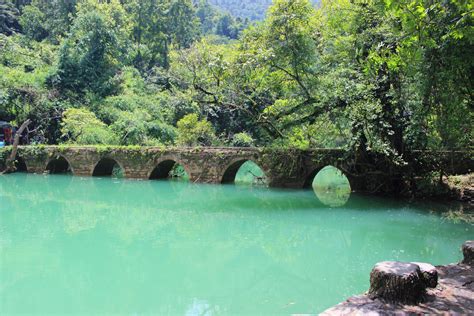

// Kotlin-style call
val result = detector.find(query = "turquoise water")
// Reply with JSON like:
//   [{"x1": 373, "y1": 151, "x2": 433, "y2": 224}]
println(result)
[
  {"x1": 0, "y1": 173, "x2": 472, "y2": 315},
  {"x1": 235, "y1": 161, "x2": 267, "y2": 185}
]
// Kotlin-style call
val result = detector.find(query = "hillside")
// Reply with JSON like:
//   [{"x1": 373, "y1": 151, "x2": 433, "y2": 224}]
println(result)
[{"x1": 209, "y1": 0, "x2": 320, "y2": 21}]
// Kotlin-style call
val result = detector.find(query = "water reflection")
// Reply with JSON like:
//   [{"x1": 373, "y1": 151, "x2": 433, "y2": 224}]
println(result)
[
  {"x1": 312, "y1": 166, "x2": 351, "y2": 207},
  {"x1": 234, "y1": 161, "x2": 268, "y2": 186},
  {"x1": 185, "y1": 299, "x2": 220, "y2": 316}
]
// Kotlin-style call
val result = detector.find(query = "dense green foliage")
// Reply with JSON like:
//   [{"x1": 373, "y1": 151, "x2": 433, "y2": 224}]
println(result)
[
  {"x1": 176, "y1": 113, "x2": 216, "y2": 146},
  {"x1": 0, "y1": 0, "x2": 472, "y2": 164}
]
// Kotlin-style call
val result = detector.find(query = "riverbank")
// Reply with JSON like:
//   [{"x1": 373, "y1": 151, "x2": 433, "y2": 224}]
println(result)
[
  {"x1": 322, "y1": 241, "x2": 474, "y2": 315},
  {"x1": 414, "y1": 173, "x2": 474, "y2": 204},
  {"x1": 446, "y1": 174, "x2": 474, "y2": 204}
]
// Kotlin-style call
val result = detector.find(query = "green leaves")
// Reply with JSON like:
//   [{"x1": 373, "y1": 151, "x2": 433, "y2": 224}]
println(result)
[
  {"x1": 176, "y1": 113, "x2": 216, "y2": 146},
  {"x1": 61, "y1": 108, "x2": 117, "y2": 145},
  {"x1": 0, "y1": 0, "x2": 471, "y2": 154},
  {"x1": 0, "y1": 0, "x2": 20, "y2": 36},
  {"x1": 50, "y1": 10, "x2": 120, "y2": 97}
]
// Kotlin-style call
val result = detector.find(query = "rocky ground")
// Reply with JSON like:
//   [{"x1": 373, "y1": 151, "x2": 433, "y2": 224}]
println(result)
[
  {"x1": 322, "y1": 242, "x2": 474, "y2": 315},
  {"x1": 447, "y1": 173, "x2": 474, "y2": 204}
]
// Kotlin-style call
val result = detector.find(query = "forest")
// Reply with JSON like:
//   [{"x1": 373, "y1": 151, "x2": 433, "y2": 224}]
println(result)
[{"x1": 0, "y1": 0, "x2": 472, "y2": 166}]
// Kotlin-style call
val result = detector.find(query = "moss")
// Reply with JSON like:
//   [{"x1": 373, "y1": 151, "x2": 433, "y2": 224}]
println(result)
[
  {"x1": 0, "y1": 148, "x2": 11, "y2": 171},
  {"x1": 260, "y1": 148, "x2": 303, "y2": 176},
  {"x1": 19, "y1": 145, "x2": 48, "y2": 158},
  {"x1": 58, "y1": 144, "x2": 69, "y2": 153}
]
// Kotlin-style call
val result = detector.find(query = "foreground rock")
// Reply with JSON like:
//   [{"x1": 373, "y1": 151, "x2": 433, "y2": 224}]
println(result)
[
  {"x1": 462, "y1": 240, "x2": 474, "y2": 264},
  {"x1": 322, "y1": 241, "x2": 474, "y2": 315},
  {"x1": 412, "y1": 261, "x2": 438, "y2": 288},
  {"x1": 368, "y1": 261, "x2": 425, "y2": 304}
]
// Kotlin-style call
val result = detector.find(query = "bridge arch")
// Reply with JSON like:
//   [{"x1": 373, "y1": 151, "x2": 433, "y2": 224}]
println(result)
[
  {"x1": 304, "y1": 165, "x2": 352, "y2": 189},
  {"x1": 46, "y1": 155, "x2": 73, "y2": 174},
  {"x1": 305, "y1": 165, "x2": 352, "y2": 207},
  {"x1": 92, "y1": 157, "x2": 124, "y2": 177},
  {"x1": 148, "y1": 158, "x2": 190, "y2": 180},
  {"x1": 221, "y1": 159, "x2": 268, "y2": 185},
  {"x1": 15, "y1": 155, "x2": 28, "y2": 172}
]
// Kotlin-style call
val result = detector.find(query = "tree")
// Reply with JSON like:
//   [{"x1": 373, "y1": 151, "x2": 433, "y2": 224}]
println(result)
[
  {"x1": 48, "y1": 10, "x2": 120, "y2": 97},
  {"x1": 26, "y1": 0, "x2": 77, "y2": 42},
  {"x1": 176, "y1": 0, "x2": 322, "y2": 142},
  {"x1": 339, "y1": 0, "x2": 408, "y2": 159},
  {"x1": 61, "y1": 108, "x2": 117, "y2": 145},
  {"x1": 0, "y1": 0, "x2": 20, "y2": 35},
  {"x1": 167, "y1": 0, "x2": 200, "y2": 49},
  {"x1": 232, "y1": 132, "x2": 254, "y2": 147},
  {"x1": 171, "y1": 38, "x2": 266, "y2": 140},
  {"x1": 19, "y1": 4, "x2": 47, "y2": 41},
  {"x1": 176, "y1": 113, "x2": 216, "y2": 146},
  {"x1": 12, "y1": 0, "x2": 31, "y2": 10},
  {"x1": 195, "y1": 0, "x2": 215, "y2": 34},
  {"x1": 75, "y1": 0, "x2": 131, "y2": 62},
  {"x1": 126, "y1": 0, "x2": 199, "y2": 71},
  {"x1": 388, "y1": 0, "x2": 473, "y2": 150},
  {"x1": 215, "y1": 13, "x2": 234, "y2": 38},
  {"x1": 1, "y1": 119, "x2": 30, "y2": 173}
]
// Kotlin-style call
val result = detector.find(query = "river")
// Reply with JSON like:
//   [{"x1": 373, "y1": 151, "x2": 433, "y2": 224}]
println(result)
[{"x1": 0, "y1": 172, "x2": 472, "y2": 314}]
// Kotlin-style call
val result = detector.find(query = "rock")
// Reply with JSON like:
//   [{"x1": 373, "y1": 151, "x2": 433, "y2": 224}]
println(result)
[
  {"x1": 412, "y1": 262, "x2": 438, "y2": 288},
  {"x1": 462, "y1": 240, "x2": 474, "y2": 265},
  {"x1": 368, "y1": 261, "x2": 426, "y2": 304},
  {"x1": 322, "y1": 263, "x2": 474, "y2": 315}
]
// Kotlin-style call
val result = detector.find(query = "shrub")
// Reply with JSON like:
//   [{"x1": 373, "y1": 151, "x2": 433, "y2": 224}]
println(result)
[
  {"x1": 61, "y1": 108, "x2": 117, "y2": 145},
  {"x1": 177, "y1": 113, "x2": 216, "y2": 146},
  {"x1": 232, "y1": 132, "x2": 254, "y2": 147}
]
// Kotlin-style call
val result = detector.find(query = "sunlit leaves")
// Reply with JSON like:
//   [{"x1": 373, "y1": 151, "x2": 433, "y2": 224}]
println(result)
[
  {"x1": 61, "y1": 108, "x2": 117, "y2": 145},
  {"x1": 177, "y1": 113, "x2": 216, "y2": 146}
]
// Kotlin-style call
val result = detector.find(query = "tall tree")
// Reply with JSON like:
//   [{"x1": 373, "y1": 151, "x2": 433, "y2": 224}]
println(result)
[
  {"x1": 0, "y1": 0, "x2": 20, "y2": 35},
  {"x1": 48, "y1": 10, "x2": 120, "y2": 97},
  {"x1": 24, "y1": 0, "x2": 77, "y2": 42},
  {"x1": 127, "y1": 0, "x2": 198, "y2": 71},
  {"x1": 167, "y1": 0, "x2": 199, "y2": 49}
]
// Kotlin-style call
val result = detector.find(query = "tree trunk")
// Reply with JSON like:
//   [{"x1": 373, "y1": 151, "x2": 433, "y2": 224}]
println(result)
[
  {"x1": 368, "y1": 261, "x2": 426, "y2": 304},
  {"x1": 462, "y1": 241, "x2": 474, "y2": 265},
  {"x1": 2, "y1": 119, "x2": 31, "y2": 174},
  {"x1": 412, "y1": 262, "x2": 438, "y2": 288}
]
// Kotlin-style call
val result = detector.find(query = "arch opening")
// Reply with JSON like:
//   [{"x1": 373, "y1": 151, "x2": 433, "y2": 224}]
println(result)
[
  {"x1": 149, "y1": 160, "x2": 189, "y2": 181},
  {"x1": 222, "y1": 160, "x2": 267, "y2": 186},
  {"x1": 93, "y1": 158, "x2": 123, "y2": 178},
  {"x1": 46, "y1": 156, "x2": 71, "y2": 174},
  {"x1": 14, "y1": 156, "x2": 27, "y2": 172},
  {"x1": 307, "y1": 165, "x2": 351, "y2": 207}
]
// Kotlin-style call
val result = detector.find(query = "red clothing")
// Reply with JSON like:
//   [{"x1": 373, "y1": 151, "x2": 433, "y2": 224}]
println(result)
[{"x1": 4, "y1": 128, "x2": 12, "y2": 144}]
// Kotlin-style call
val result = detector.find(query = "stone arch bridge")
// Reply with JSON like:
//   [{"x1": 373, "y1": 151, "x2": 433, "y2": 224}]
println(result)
[{"x1": 8, "y1": 146, "x2": 474, "y2": 191}]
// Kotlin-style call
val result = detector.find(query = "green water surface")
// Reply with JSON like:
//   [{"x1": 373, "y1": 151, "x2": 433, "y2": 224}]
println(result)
[{"x1": 0, "y1": 173, "x2": 472, "y2": 315}]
